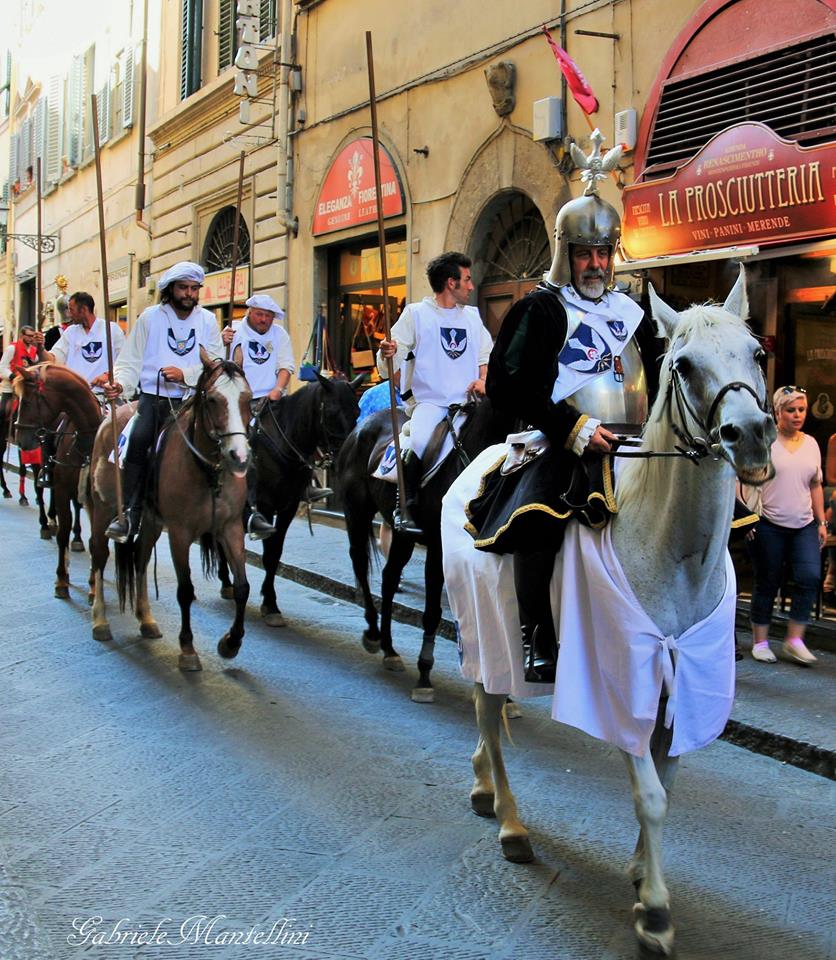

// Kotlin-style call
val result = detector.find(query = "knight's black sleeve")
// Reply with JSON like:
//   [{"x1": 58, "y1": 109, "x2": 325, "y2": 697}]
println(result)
[{"x1": 486, "y1": 289, "x2": 585, "y2": 448}]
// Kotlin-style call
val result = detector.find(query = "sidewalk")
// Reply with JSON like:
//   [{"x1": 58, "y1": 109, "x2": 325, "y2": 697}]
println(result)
[{"x1": 264, "y1": 512, "x2": 835, "y2": 780}]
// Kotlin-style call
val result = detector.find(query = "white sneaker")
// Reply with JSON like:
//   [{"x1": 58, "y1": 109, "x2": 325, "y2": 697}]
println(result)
[
  {"x1": 781, "y1": 638, "x2": 817, "y2": 666},
  {"x1": 751, "y1": 641, "x2": 777, "y2": 663}
]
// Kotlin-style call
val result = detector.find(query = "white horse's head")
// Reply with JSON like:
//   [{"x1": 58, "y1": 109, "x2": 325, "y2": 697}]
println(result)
[
  {"x1": 198, "y1": 358, "x2": 253, "y2": 478},
  {"x1": 647, "y1": 265, "x2": 775, "y2": 484}
]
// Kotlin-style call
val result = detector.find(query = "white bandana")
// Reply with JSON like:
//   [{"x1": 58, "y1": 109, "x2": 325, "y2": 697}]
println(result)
[{"x1": 158, "y1": 261, "x2": 205, "y2": 291}]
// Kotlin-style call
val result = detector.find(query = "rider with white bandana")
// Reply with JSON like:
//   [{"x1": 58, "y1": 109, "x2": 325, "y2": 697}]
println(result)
[
  {"x1": 466, "y1": 136, "x2": 648, "y2": 682},
  {"x1": 95, "y1": 261, "x2": 224, "y2": 542},
  {"x1": 38, "y1": 291, "x2": 126, "y2": 488},
  {"x1": 378, "y1": 251, "x2": 492, "y2": 534}
]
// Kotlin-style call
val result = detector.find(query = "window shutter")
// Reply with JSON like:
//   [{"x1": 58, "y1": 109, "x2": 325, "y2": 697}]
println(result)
[
  {"x1": 1, "y1": 50, "x2": 11, "y2": 118},
  {"x1": 68, "y1": 54, "x2": 83, "y2": 166},
  {"x1": 20, "y1": 118, "x2": 32, "y2": 180},
  {"x1": 97, "y1": 83, "x2": 111, "y2": 145},
  {"x1": 9, "y1": 132, "x2": 19, "y2": 185},
  {"x1": 34, "y1": 97, "x2": 47, "y2": 188},
  {"x1": 218, "y1": 0, "x2": 236, "y2": 72},
  {"x1": 122, "y1": 47, "x2": 134, "y2": 128},
  {"x1": 180, "y1": 0, "x2": 203, "y2": 101},
  {"x1": 259, "y1": 0, "x2": 276, "y2": 41},
  {"x1": 46, "y1": 75, "x2": 64, "y2": 183}
]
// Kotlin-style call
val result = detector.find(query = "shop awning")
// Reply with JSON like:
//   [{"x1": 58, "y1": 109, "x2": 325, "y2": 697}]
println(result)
[{"x1": 614, "y1": 244, "x2": 759, "y2": 275}]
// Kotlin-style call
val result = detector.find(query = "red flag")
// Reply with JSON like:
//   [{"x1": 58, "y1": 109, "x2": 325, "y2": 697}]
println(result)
[{"x1": 542, "y1": 26, "x2": 599, "y2": 115}]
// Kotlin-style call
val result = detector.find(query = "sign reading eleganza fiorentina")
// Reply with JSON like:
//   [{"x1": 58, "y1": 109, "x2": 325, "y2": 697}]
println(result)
[
  {"x1": 622, "y1": 123, "x2": 836, "y2": 259},
  {"x1": 313, "y1": 138, "x2": 404, "y2": 236}
]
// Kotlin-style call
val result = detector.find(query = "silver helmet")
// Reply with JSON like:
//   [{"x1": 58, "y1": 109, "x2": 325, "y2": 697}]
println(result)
[{"x1": 545, "y1": 130, "x2": 623, "y2": 290}]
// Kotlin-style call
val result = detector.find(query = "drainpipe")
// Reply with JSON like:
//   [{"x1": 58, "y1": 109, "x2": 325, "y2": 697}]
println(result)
[
  {"x1": 275, "y1": 0, "x2": 296, "y2": 235},
  {"x1": 134, "y1": 0, "x2": 151, "y2": 234}
]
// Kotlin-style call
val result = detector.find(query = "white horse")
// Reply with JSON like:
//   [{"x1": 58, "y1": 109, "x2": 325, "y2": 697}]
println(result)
[{"x1": 440, "y1": 266, "x2": 775, "y2": 955}]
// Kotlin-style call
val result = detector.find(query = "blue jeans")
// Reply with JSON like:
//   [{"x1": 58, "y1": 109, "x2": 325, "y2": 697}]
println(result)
[{"x1": 750, "y1": 517, "x2": 820, "y2": 625}]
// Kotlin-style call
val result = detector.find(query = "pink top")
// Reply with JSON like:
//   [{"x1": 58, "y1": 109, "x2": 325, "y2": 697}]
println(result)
[{"x1": 761, "y1": 434, "x2": 822, "y2": 528}]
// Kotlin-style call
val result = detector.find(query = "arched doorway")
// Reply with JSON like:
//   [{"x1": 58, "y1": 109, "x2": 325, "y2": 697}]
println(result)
[
  {"x1": 473, "y1": 192, "x2": 551, "y2": 337},
  {"x1": 202, "y1": 206, "x2": 251, "y2": 272}
]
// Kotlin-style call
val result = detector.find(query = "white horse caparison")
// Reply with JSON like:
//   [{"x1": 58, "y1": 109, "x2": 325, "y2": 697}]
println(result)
[{"x1": 442, "y1": 267, "x2": 775, "y2": 955}]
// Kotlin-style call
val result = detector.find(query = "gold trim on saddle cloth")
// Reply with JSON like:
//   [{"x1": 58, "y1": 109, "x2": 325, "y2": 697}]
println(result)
[
  {"x1": 730, "y1": 511, "x2": 759, "y2": 529},
  {"x1": 564, "y1": 414, "x2": 589, "y2": 451},
  {"x1": 463, "y1": 451, "x2": 618, "y2": 548}
]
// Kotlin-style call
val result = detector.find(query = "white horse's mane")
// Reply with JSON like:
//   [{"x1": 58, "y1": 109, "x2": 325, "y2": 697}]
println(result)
[{"x1": 615, "y1": 302, "x2": 750, "y2": 507}]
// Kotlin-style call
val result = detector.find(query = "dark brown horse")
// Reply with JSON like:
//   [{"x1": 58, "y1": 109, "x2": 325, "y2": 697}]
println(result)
[
  {"x1": 337, "y1": 397, "x2": 513, "y2": 702},
  {"x1": 14, "y1": 365, "x2": 102, "y2": 598},
  {"x1": 115, "y1": 358, "x2": 253, "y2": 671},
  {"x1": 218, "y1": 373, "x2": 361, "y2": 626}
]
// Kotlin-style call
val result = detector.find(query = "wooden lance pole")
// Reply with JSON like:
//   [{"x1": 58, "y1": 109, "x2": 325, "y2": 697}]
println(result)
[
  {"x1": 91, "y1": 94, "x2": 123, "y2": 519},
  {"x1": 225, "y1": 150, "x2": 246, "y2": 359},
  {"x1": 365, "y1": 31, "x2": 412, "y2": 529},
  {"x1": 36, "y1": 158, "x2": 43, "y2": 330}
]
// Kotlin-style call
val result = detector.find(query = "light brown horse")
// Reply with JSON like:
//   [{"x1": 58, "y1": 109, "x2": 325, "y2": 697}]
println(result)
[
  {"x1": 14, "y1": 365, "x2": 111, "y2": 603},
  {"x1": 114, "y1": 358, "x2": 252, "y2": 671}
]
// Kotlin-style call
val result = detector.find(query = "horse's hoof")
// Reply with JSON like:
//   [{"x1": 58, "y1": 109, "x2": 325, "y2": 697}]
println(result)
[
  {"x1": 217, "y1": 634, "x2": 241, "y2": 659},
  {"x1": 18, "y1": 496, "x2": 29, "y2": 507},
  {"x1": 383, "y1": 654, "x2": 405, "y2": 672},
  {"x1": 140, "y1": 622, "x2": 162, "y2": 639},
  {"x1": 500, "y1": 834, "x2": 534, "y2": 863},
  {"x1": 40, "y1": 527, "x2": 52, "y2": 540},
  {"x1": 411, "y1": 686, "x2": 435, "y2": 704},
  {"x1": 362, "y1": 630, "x2": 381, "y2": 654},
  {"x1": 2, "y1": 489, "x2": 11, "y2": 499},
  {"x1": 261, "y1": 610, "x2": 286, "y2": 628},
  {"x1": 54, "y1": 585, "x2": 70, "y2": 600},
  {"x1": 504, "y1": 701, "x2": 523, "y2": 720},
  {"x1": 633, "y1": 904, "x2": 675, "y2": 955},
  {"x1": 92, "y1": 625, "x2": 113, "y2": 643},
  {"x1": 219, "y1": 585, "x2": 234, "y2": 600},
  {"x1": 470, "y1": 791, "x2": 495, "y2": 818},
  {"x1": 71, "y1": 540, "x2": 85, "y2": 553},
  {"x1": 178, "y1": 653, "x2": 203, "y2": 672}
]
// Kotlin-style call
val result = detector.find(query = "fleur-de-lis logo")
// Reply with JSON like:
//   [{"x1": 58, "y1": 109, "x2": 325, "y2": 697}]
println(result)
[{"x1": 347, "y1": 150, "x2": 363, "y2": 201}]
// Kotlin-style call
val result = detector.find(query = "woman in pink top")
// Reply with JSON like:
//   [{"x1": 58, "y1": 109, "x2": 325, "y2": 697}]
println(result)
[{"x1": 750, "y1": 387, "x2": 827, "y2": 665}]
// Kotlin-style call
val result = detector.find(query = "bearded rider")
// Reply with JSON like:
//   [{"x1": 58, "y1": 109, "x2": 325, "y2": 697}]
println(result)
[
  {"x1": 94, "y1": 261, "x2": 224, "y2": 542},
  {"x1": 466, "y1": 134, "x2": 648, "y2": 682}
]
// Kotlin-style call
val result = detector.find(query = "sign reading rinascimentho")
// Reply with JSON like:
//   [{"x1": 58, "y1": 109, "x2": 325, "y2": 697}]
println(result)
[{"x1": 621, "y1": 122, "x2": 835, "y2": 259}]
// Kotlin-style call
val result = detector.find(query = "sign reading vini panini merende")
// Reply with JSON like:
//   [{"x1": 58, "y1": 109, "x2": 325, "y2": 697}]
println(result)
[{"x1": 622, "y1": 123, "x2": 835, "y2": 260}]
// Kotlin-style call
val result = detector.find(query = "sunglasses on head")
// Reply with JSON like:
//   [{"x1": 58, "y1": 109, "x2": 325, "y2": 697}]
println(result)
[{"x1": 781, "y1": 386, "x2": 806, "y2": 395}]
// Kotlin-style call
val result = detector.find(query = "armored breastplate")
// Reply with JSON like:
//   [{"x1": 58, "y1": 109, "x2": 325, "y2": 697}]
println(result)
[{"x1": 570, "y1": 338, "x2": 647, "y2": 433}]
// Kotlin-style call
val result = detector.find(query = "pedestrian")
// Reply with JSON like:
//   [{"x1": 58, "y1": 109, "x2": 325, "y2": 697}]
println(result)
[
  {"x1": 39, "y1": 291, "x2": 126, "y2": 487},
  {"x1": 819, "y1": 431, "x2": 835, "y2": 607},
  {"x1": 463, "y1": 148, "x2": 647, "y2": 683},
  {"x1": 377, "y1": 251, "x2": 492, "y2": 534},
  {"x1": 747, "y1": 386, "x2": 827, "y2": 665},
  {"x1": 93, "y1": 261, "x2": 224, "y2": 542}
]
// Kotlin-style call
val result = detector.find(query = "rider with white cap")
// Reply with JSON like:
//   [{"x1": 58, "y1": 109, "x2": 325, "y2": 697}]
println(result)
[{"x1": 95, "y1": 261, "x2": 224, "y2": 541}]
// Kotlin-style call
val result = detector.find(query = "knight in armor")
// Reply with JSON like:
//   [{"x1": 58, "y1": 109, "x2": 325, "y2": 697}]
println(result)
[
  {"x1": 377, "y1": 252, "x2": 493, "y2": 534},
  {"x1": 39, "y1": 291, "x2": 126, "y2": 487},
  {"x1": 95, "y1": 261, "x2": 224, "y2": 542},
  {"x1": 466, "y1": 134, "x2": 648, "y2": 682}
]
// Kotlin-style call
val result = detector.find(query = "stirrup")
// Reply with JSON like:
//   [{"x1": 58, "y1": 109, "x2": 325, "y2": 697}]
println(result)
[
  {"x1": 247, "y1": 512, "x2": 276, "y2": 542},
  {"x1": 105, "y1": 512, "x2": 132, "y2": 544},
  {"x1": 523, "y1": 625, "x2": 556, "y2": 684},
  {"x1": 392, "y1": 507, "x2": 423, "y2": 536},
  {"x1": 36, "y1": 470, "x2": 52, "y2": 489},
  {"x1": 305, "y1": 484, "x2": 333, "y2": 503}
]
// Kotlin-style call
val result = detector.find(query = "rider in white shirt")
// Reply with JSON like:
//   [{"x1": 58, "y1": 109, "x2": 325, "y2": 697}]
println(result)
[{"x1": 95, "y1": 261, "x2": 224, "y2": 541}]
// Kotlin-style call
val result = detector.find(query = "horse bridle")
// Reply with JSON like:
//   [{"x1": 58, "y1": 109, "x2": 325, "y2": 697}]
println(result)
[
  {"x1": 14, "y1": 371, "x2": 99, "y2": 465},
  {"x1": 610, "y1": 353, "x2": 769, "y2": 465}
]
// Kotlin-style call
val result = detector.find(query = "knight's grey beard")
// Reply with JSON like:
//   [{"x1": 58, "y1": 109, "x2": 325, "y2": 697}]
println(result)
[{"x1": 576, "y1": 272, "x2": 606, "y2": 300}]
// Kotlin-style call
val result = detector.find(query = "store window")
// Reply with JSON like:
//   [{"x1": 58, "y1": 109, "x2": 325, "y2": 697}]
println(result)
[{"x1": 328, "y1": 234, "x2": 407, "y2": 380}]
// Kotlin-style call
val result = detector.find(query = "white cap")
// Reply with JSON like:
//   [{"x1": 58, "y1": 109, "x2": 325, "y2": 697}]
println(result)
[
  {"x1": 158, "y1": 261, "x2": 205, "y2": 291},
  {"x1": 246, "y1": 294, "x2": 285, "y2": 320}
]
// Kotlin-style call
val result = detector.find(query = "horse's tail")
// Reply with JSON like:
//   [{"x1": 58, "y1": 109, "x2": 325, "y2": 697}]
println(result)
[
  {"x1": 114, "y1": 538, "x2": 137, "y2": 613},
  {"x1": 199, "y1": 531, "x2": 218, "y2": 579}
]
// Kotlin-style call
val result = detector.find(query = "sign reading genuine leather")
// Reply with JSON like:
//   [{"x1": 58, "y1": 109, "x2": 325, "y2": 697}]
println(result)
[
  {"x1": 313, "y1": 138, "x2": 404, "y2": 237},
  {"x1": 622, "y1": 123, "x2": 836, "y2": 259}
]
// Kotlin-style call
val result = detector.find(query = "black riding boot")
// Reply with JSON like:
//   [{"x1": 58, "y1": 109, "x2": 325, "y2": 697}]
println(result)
[
  {"x1": 514, "y1": 547, "x2": 559, "y2": 683},
  {"x1": 245, "y1": 467, "x2": 276, "y2": 541},
  {"x1": 394, "y1": 452, "x2": 423, "y2": 535},
  {"x1": 105, "y1": 461, "x2": 145, "y2": 543}
]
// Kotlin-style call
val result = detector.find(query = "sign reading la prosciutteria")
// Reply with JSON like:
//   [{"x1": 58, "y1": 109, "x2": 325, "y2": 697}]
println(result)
[
  {"x1": 622, "y1": 123, "x2": 835, "y2": 259},
  {"x1": 313, "y1": 138, "x2": 404, "y2": 237}
]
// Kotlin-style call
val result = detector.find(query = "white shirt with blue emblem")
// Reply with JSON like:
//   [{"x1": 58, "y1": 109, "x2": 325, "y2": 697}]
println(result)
[
  {"x1": 231, "y1": 321, "x2": 295, "y2": 398},
  {"x1": 114, "y1": 303, "x2": 224, "y2": 398},
  {"x1": 51, "y1": 318, "x2": 126, "y2": 390}
]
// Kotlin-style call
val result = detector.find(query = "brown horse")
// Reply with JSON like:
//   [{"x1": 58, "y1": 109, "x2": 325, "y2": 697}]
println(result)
[
  {"x1": 114, "y1": 358, "x2": 252, "y2": 671},
  {"x1": 2, "y1": 389, "x2": 51, "y2": 534},
  {"x1": 14, "y1": 365, "x2": 103, "y2": 599}
]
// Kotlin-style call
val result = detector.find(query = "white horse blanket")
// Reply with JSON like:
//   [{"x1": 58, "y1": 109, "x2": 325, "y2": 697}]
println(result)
[{"x1": 441, "y1": 444, "x2": 737, "y2": 758}]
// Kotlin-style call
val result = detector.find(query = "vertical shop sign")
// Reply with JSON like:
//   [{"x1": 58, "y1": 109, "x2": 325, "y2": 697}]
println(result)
[{"x1": 233, "y1": 0, "x2": 260, "y2": 124}]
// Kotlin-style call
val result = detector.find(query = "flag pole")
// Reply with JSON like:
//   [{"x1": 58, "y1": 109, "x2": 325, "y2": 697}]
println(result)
[
  {"x1": 365, "y1": 31, "x2": 413, "y2": 530},
  {"x1": 36, "y1": 158, "x2": 43, "y2": 330},
  {"x1": 91, "y1": 94, "x2": 123, "y2": 520},
  {"x1": 225, "y1": 151, "x2": 246, "y2": 359}
]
